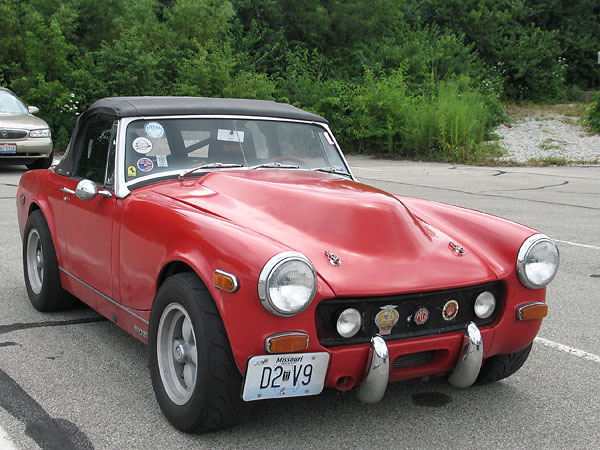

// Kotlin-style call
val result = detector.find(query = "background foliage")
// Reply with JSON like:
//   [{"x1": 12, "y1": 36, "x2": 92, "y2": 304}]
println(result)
[{"x1": 1, "y1": 0, "x2": 599, "y2": 161}]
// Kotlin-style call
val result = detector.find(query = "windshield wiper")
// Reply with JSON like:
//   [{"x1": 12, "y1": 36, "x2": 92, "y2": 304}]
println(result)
[
  {"x1": 250, "y1": 162, "x2": 300, "y2": 170},
  {"x1": 178, "y1": 162, "x2": 243, "y2": 180},
  {"x1": 312, "y1": 167, "x2": 351, "y2": 178}
]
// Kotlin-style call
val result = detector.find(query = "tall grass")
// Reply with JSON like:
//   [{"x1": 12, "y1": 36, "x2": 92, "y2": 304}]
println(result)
[{"x1": 327, "y1": 73, "x2": 500, "y2": 164}]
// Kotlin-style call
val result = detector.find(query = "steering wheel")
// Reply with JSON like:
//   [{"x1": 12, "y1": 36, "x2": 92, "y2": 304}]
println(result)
[{"x1": 270, "y1": 155, "x2": 308, "y2": 168}]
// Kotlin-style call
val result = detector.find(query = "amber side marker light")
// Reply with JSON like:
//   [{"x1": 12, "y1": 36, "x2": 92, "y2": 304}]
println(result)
[
  {"x1": 517, "y1": 302, "x2": 548, "y2": 321},
  {"x1": 265, "y1": 332, "x2": 309, "y2": 353},
  {"x1": 213, "y1": 270, "x2": 239, "y2": 293}
]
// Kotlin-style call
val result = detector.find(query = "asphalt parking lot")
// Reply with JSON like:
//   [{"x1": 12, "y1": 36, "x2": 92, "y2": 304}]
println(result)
[{"x1": 0, "y1": 157, "x2": 599, "y2": 449}]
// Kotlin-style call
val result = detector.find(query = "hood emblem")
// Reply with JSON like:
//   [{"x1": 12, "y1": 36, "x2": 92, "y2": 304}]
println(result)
[
  {"x1": 449, "y1": 242, "x2": 465, "y2": 256},
  {"x1": 442, "y1": 300, "x2": 459, "y2": 321},
  {"x1": 325, "y1": 250, "x2": 341, "y2": 266},
  {"x1": 1, "y1": 130, "x2": 8, "y2": 139},
  {"x1": 414, "y1": 307, "x2": 429, "y2": 326},
  {"x1": 375, "y1": 305, "x2": 399, "y2": 335}
]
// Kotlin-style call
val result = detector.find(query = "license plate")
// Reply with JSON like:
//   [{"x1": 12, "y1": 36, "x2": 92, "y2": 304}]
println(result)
[
  {"x1": 0, "y1": 143, "x2": 16, "y2": 154},
  {"x1": 242, "y1": 352, "x2": 329, "y2": 401}
]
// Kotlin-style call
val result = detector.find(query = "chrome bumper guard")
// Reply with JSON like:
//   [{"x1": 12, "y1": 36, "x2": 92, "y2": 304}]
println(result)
[
  {"x1": 356, "y1": 335, "x2": 389, "y2": 403},
  {"x1": 448, "y1": 322, "x2": 483, "y2": 388}
]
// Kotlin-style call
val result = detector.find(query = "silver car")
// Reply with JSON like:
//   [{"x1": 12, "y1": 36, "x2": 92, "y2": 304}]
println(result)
[{"x1": 0, "y1": 87, "x2": 53, "y2": 170}]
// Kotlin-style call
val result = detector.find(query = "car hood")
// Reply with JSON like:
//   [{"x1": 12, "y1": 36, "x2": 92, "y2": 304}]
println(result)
[
  {"x1": 152, "y1": 170, "x2": 499, "y2": 296},
  {"x1": 0, "y1": 113, "x2": 49, "y2": 130}
]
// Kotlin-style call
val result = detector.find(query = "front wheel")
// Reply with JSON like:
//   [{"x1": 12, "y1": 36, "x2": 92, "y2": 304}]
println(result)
[
  {"x1": 148, "y1": 273, "x2": 247, "y2": 432},
  {"x1": 26, "y1": 151, "x2": 54, "y2": 170},
  {"x1": 476, "y1": 343, "x2": 533, "y2": 384}
]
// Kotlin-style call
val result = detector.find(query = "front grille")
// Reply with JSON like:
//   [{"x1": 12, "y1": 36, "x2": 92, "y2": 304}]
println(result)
[
  {"x1": 392, "y1": 351, "x2": 434, "y2": 368},
  {"x1": 315, "y1": 281, "x2": 503, "y2": 347},
  {"x1": 0, "y1": 129, "x2": 27, "y2": 139}
]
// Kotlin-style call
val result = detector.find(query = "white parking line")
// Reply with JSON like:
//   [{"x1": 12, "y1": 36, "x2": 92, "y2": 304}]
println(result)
[
  {"x1": 555, "y1": 239, "x2": 600, "y2": 250},
  {"x1": 0, "y1": 425, "x2": 16, "y2": 450},
  {"x1": 534, "y1": 337, "x2": 600, "y2": 364}
]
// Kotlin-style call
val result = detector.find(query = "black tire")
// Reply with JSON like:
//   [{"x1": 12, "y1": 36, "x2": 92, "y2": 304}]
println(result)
[
  {"x1": 23, "y1": 210, "x2": 78, "y2": 311},
  {"x1": 148, "y1": 273, "x2": 248, "y2": 432},
  {"x1": 26, "y1": 151, "x2": 53, "y2": 170},
  {"x1": 476, "y1": 343, "x2": 533, "y2": 384}
]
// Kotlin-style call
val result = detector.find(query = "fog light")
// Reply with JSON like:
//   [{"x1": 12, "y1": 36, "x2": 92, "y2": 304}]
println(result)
[
  {"x1": 336, "y1": 308, "x2": 362, "y2": 338},
  {"x1": 474, "y1": 291, "x2": 496, "y2": 319}
]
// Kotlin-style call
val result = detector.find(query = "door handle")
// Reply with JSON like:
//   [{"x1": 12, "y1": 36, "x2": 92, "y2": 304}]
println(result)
[{"x1": 60, "y1": 187, "x2": 75, "y2": 195}]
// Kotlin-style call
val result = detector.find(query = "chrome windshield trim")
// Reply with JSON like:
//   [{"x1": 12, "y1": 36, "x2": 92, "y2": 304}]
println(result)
[
  {"x1": 114, "y1": 115, "x2": 354, "y2": 197},
  {"x1": 59, "y1": 267, "x2": 149, "y2": 325}
]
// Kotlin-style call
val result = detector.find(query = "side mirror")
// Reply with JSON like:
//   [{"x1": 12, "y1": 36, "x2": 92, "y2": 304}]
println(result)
[
  {"x1": 75, "y1": 179, "x2": 112, "y2": 201},
  {"x1": 28, "y1": 106, "x2": 40, "y2": 115}
]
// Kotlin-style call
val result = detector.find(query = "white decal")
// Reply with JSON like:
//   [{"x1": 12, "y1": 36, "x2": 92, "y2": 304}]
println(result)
[
  {"x1": 217, "y1": 129, "x2": 245, "y2": 143},
  {"x1": 145, "y1": 122, "x2": 164, "y2": 138},
  {"x1": 132, "y1": 137, "x2": 153, "y2": 154},
  {"x1": 156, "y1": 154, "x2": 168, "y2": 167}
]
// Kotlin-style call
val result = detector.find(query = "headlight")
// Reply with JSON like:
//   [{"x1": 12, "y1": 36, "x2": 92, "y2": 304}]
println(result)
[
  {"x1": 517, "y1": 234, "x2": 559, "y2": 289},
  {"x1": 258, "y1": 252, "x2": 317, "y2": 316},
  {"x1": 29, "y1": 129, "x2": 51, "y2": 138}
]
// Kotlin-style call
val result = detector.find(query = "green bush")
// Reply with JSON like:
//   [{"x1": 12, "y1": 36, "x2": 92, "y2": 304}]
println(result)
[{"x1": 586, "y1": 96, "x2": 600, "y2": 134}]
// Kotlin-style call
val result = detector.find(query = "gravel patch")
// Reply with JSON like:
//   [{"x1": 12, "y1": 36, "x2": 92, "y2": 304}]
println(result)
[{"x1": 494, "y1": 114, "x2": 600, "y2": 164}]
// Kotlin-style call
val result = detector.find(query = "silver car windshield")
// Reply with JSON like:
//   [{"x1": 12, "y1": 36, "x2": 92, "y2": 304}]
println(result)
[
  {"x1": 124, "y1": 118, "x2": 348, "y2": 182},
  {"x1": 0, "y1": 90, "x2": 28, "y2": 114}
]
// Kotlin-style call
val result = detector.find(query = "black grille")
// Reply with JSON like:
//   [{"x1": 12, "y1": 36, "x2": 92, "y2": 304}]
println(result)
[
  {"x1": 315, "y1": 281, "x2": 503, "y2": 347},
  {"x1": 392, "y1": 351, "x2": 434, "y2": 368},
  {"x1": 0, "y1": 129, "x2": 27, "y2": 139}
]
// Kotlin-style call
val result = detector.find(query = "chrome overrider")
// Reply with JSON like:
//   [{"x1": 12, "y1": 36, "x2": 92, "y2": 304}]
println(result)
[
  {"x1": 356, "y1": 322, "x2": 483, "y2": 402},
  {"x1": 448, "y1": 322, "x2": 483, "y2": 388},
  {"x1": 356, "y1": 335, "x2": 389, "y2": 403}
]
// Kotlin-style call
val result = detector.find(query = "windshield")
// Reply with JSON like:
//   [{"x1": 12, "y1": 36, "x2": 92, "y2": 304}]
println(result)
[
  {"x1": 124, "y1": 118, "x2": 348, "y2": 182},
  {"x1": 0, "y1": 90, "x2": 28, "y2": 114}
]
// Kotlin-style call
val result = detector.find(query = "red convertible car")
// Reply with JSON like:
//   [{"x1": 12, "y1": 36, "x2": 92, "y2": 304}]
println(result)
[{"x1": 16, "y1": 97, "x2": 559, "y2": 432}]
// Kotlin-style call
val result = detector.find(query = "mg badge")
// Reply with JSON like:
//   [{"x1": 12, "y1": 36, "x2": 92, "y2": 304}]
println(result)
[
  {"x1": 375, "y1": 305, "x2": 399, "y2": 335},
  {"x1": 414, "y1": 307, "x2": 429, "y2": 326},
  {"x1": 442, "y1": 300, "x2": 459, "y2": 321},
  {"x1": 449, "y1": 241, "x2": 465, "y2": 256},
  {"x1": 325, "y1": 250, "x2": 342, "y2": 266}
]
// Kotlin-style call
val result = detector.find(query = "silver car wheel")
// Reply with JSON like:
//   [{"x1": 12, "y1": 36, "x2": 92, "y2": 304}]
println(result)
[
  {"x1": 26, "y1": 228, "x2": 44, "y2": 295},
  {"x1": 156, "y1": 303, "x2": 198, "y2": 405}
]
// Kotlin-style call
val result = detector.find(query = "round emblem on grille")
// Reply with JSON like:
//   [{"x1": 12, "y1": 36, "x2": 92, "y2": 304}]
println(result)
[
  {"x1": 414, "y1": 307, "x2": 429, "y2": 326},
  {"x1": 442, "y1": 300, "x2": 459, "y2": 321},
  {"x1": 1, "y1": 131, "x2": 8, "y2": 139},
  {"x1": 374, "y1": 305, "x2": 399, "y2": 335}
]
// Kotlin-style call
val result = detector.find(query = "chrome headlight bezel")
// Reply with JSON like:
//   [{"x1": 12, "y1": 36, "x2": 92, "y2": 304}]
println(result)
[
  {"x1": 258, "y1": 251, "x2": 317, "y2": 317},
  {"x1": 516, "y1": 234, "x2": 559, "y2": 289}
]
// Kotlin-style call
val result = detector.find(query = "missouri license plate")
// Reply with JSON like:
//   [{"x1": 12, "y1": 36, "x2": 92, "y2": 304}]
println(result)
[
  {"x1": 242, "y1": 352, "x2": 329, "y2": 401},
  {"x1": 0, "y1": 143, "x2": 16, "y2": 154}
]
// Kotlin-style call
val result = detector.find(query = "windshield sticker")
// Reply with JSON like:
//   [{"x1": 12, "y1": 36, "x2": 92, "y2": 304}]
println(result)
[
  {"x1": 137, "y1": 157, "x2": 154, "y2": 172},
  {"x1": 217, "y1": 129, "x2": 245, "y2": 143},
  {"x1": 133, "y1": 137, "x2": 153, "y2": 154},
  {"x1": 145, "y1": 122, "x2": 164, "y2": 138},
  {"x1": 127, "y1": 166, "x2": 137, "y2": 177},
  {"x1": 324, "y1": 132, "x2": 335, "y2": 146},
  {"x1": 156, "y1": 154, "x2": 168, "y2": 168}
]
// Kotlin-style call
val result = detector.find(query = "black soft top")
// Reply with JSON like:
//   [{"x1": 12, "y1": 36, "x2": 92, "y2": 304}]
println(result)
[
  {"x1": 85, "y1": 96, "x2": 327, "y2": 123},
  {"x1": 55, "y1": 96, "x2": 327, "y2": 176}
]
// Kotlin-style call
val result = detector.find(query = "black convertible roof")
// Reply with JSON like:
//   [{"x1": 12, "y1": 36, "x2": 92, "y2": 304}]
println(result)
[{"x1": 85, "y1": 96, "x2": 327, "y2": 123}]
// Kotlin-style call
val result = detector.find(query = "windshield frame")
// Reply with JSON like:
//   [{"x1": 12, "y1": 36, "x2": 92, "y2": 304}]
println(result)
[{"x1": 114, "y1": 115, "x2": 355, "y2": 198}]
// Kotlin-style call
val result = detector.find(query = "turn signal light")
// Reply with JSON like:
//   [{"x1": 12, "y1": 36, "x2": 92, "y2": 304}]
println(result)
[
  {"x1": 517, "y1": 302, "x2": 548, "y2": 321},
  {"x1": 265, "y1": 332, "x2": 309, "y2": 353},
  {"x1": 213, "y1": 270, "x2": 239, "y2": 293}
]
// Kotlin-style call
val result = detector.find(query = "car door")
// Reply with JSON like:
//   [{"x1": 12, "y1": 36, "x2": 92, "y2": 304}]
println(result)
[{"x1": 59, "y1": 118, "x2": 117, "y2": 298}]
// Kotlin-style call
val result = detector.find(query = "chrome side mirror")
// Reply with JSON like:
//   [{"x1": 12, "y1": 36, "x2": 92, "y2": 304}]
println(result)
[
  {"x1": 28, "y1": 106, "x2": 40, "y2": 115},
  {"x1": 75, "y1": 179, "x2": 112, "y2": 201}
]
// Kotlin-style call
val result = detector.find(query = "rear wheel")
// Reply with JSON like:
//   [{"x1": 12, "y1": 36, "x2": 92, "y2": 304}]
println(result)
[
  {"x1": 23, "y1": 210, "x2": 77, "y2": 311},
  {"x1": 476, "y1": 343, "x2": 533, "y2": 384},
  {"x1": 149, "y1": 273, "x2": 247, "y2": 432}
]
